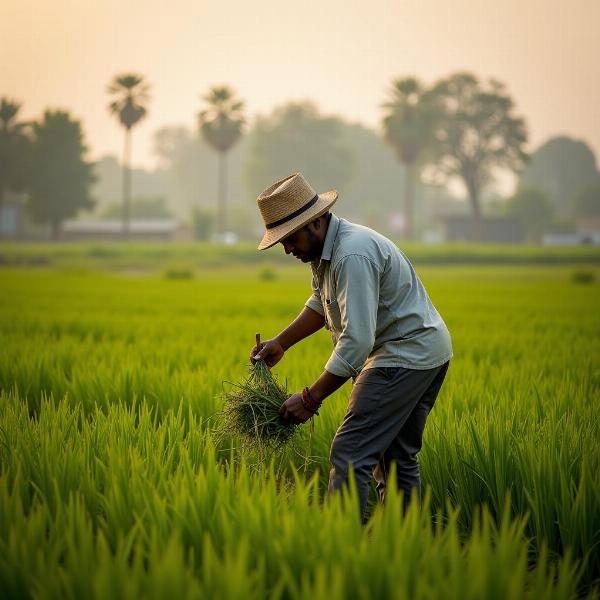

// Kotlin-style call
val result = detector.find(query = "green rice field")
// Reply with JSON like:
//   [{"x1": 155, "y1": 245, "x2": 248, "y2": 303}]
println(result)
[{"x1": 1, "y1": 244, "x2": 599, "y2": 598}]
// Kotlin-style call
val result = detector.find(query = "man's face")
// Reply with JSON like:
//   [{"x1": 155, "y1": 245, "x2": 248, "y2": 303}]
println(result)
[{"x1": 280, "y1": 222, "x2": 323, "y2": 263}]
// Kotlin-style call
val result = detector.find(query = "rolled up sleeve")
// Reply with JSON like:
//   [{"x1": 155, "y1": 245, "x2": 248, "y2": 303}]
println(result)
[
  {"x1": 324, "y1": 254, "x2": 380, "y2": 378},
  {"x1": 304, "y1": 271, "x2": 324, "y2": 316},
  {"x1": 305, "y1": 293, "x2": 324, "y2": 316}
]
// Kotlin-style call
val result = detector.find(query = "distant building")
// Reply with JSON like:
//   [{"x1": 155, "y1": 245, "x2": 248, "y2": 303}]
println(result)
[
  {"x1": 0, "y1": 200, "x2": 24, "y2": 239},
  {"x1": 542, "y1": 217, "x2": 600, "y2": 246},
  {"x1": 61, "y1": 219, "x2": 192, "y2": 241},
  {"x1": 576, "y1": 216, "x2": 600, "y2": 243},
  {"x1": 439, "y1": 215, "x2": 523, "y2": 243},
  {"x1": 543, "y1": 233, "x2": 600, "y2": 246}
]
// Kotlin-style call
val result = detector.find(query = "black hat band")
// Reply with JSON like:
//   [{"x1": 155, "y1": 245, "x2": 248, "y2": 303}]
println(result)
[{"x1": 265, "y1": 195, "x2": 319, "y2": 230}]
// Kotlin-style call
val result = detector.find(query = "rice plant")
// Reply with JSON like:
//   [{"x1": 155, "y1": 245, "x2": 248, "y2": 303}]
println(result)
[{"x1": 0, "y1": 256, "x2": 598, "y2": 597}]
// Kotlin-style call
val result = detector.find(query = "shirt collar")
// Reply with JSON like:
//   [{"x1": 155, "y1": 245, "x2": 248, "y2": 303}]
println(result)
[{"x1": 315, "y1": 213, "x2": 340, "y2": 267}]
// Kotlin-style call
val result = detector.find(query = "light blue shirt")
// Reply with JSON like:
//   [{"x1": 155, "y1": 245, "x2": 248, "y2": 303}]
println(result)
[{"x1": 305, "y1": 213, "x2": 453, "y2": 378}]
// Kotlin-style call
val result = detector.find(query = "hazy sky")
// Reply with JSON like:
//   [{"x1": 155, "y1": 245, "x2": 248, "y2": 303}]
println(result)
[{"x1": 2, "y1": 0, "x2": 599, "y2": 170}]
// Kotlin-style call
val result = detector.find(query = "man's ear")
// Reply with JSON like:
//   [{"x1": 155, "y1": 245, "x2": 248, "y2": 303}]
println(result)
[{"x1": 313, "y1": 214, "x2": 326, "y2": 231}]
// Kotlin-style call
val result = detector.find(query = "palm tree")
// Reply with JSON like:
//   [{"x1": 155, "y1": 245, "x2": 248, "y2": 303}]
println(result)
[
  {"x1": 107, "y1": 74, "x2": 150, "y2": 238},
  {"x1": 381, "y1": 78, "x2": 435, "y2": 240},
  {"x1": 0, "y1": 97, "x2": 30, "y2": 208},
  {"x1": 198, "y1": 86, "x2": 245, "y2": 238}
]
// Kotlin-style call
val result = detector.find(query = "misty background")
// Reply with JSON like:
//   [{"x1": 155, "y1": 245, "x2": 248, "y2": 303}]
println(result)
[{"x1": 1, "y1": 0, "x2": 599, "y2": 244}]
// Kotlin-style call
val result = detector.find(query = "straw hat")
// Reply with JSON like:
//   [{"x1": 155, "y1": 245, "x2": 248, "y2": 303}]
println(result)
[{"x1": 256, "y1": 173, "x2": 338, "y2": 250}]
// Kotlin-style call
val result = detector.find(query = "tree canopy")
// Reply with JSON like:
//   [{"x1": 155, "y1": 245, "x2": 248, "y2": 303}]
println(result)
[
  {"x1": 27, "y1": 110, "x2": 95, "y2": 238},
  {"x1": 198, "y1": 86, "x2": 245, "y2": 154},
  {"x1": 519, "y1": 136, "x2": 599, "y2": 217},
  {"x1": 381, "y1": 77, "x2": 437, "y2": 239},
  {"x1": 382, "y1": 78, "x2": 436, "y2": 167},
  {"x1": 573, "y1": 182, "x2": 600, "y2": 218},
  {"x1": 150, "y1": 117, "x2": 419, "y2": 236},
  {"x1": 0, "y1": 97, "x2": 30, "y2": 204},
  {"x1": 107, "y1": 74, "x2": 150, "y2": 131},
  {"x1": 101, "y1": 196, "x2": 172, "y2": 220},
  {"x1": 244, "y1": 101, "x2": 354, "y2": 200},
  {"x1": 426, "y1": 73, "x2": 528, "y2": 218},
  {"x1": 153, "y1": 126, "x2": 248, "y2": 219},
  {"x1": 506, "y1": 186, "x2": 554, "y2": 241}
]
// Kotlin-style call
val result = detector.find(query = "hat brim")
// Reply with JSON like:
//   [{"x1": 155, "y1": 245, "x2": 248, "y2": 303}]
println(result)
[{"x1": 257, "y1": 190, "x2": 338, "y2": 250}]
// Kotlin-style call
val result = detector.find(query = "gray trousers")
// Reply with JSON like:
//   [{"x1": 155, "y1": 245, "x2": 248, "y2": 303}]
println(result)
[{"x1": 327, "y1": 362, "x2": 449, "y2": 521}]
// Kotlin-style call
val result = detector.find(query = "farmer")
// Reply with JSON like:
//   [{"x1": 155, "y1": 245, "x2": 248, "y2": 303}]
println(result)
[{"x1": 250, "y1": 172, "x2": 452, "y2": 521}]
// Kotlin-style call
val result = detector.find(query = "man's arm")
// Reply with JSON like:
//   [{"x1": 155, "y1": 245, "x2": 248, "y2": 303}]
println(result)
[
  {"x1": 275, "y1": 306, "x2": 325, "y2": 350},
  {"x1": 279, "y1": 369, "x2": 349, "y2": 423},
  {"x1": 309, "y1": 370, "x2": 348, "y2": 404},
  {"x1": 280, "y1": 255, "x2": 380, "y2": 423},
  {"x1": 250, "y1": 307, "x2": 325, "y2": 367}
]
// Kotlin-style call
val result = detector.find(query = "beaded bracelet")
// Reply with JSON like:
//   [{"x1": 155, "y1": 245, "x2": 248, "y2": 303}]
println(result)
[{"x1": 301, "y1": 387, "x2": 320, "y2": 415}]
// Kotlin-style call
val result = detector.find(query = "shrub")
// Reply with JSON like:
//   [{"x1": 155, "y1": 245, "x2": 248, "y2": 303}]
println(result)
[
  {"x1": 163, "y1": 264, "x2": 194, "y2": 279},
  {"x1": 258, "y1": 265, "x2": 278, "y2": 281},
  {"x1": 571, "y1": 270, "x2": 595, "y2": 284}
]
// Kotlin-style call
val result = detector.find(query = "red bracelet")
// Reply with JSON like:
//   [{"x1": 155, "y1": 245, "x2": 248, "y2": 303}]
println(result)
[{"x1": 301, "y1": 387, "x2": 320, "y2": 415}]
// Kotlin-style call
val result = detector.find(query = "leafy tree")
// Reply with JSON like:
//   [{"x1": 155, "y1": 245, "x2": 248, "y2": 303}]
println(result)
[
  {"x1": 427, "y1": 73, "x2": 528, "y2": 218},
  {"x1": 573, "y1": 182, "x2": 600, "y2": 218},
  {"x1": 27, "y1": 110, "x2": 95, "y2": 239},
  {"x1": 148, "y1": 115, "x2": 444, "y2": 237},
  {"x1": 101, "y1": 196, "x2": 172, "y2": 220},
  {"x1": 244, "y1": 101, "x2": 354, "y2": 204},
  {"x1": 153, "y1": 126, "x2": 249, "y2": 223},
  {"x1": 198, "y1": 86, "x2": 245, "y2": 236},
  {"x1": 107, "y1": 73, "x2": 150, "y2": 238},
  {"x1": 519, "y1": 137, "x2": 599, "y2": 217},
  {"x1": 154, "y1": 120, "x2": 404, "y2": 230},
  {"x1": 91, "y1": 155, "x2": 169, "y2": 217},
  {"x1": 506, "y1": 186, "x2": 553, "y2": 241},
  {"x1": 381, "y1": 77, "x2": 435, "y2": 239},
  {"x1": 0, "y1": 97, "x2": 30, "y2": 206},
  {"x1": 191, "y1": 206, "x2": 215, "y2": 240},
  {"x1": 154, "y1": 126, "x2": 193, "y2": 170}
]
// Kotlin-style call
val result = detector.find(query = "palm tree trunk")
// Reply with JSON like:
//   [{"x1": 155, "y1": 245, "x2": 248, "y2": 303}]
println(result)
[
  {"x1": 51, "y1": 219, "x2": 61, "y2": 241},
  {"x1": 404, "y1": 165, "x2": 414, "y2": 241},
  {"x1": 217, "y1": 151, "x2": 227, "y2": 237},
  {"x1": 122, "y1": 128, "x2": 132, "y2": 240}
]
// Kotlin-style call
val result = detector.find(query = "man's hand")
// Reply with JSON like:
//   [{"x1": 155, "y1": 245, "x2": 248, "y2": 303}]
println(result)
[
  {"x1": 279, "y1": 393, "x2": 314, "y2": 424},
  {"x1": 250, "y1": 338, "x2": 285, "y2": 368}
]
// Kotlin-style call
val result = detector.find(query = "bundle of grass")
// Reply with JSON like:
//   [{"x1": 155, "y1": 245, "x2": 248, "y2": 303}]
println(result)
[{"x1": 216, "y1": 355, "x2": 298, "y2": 456}]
